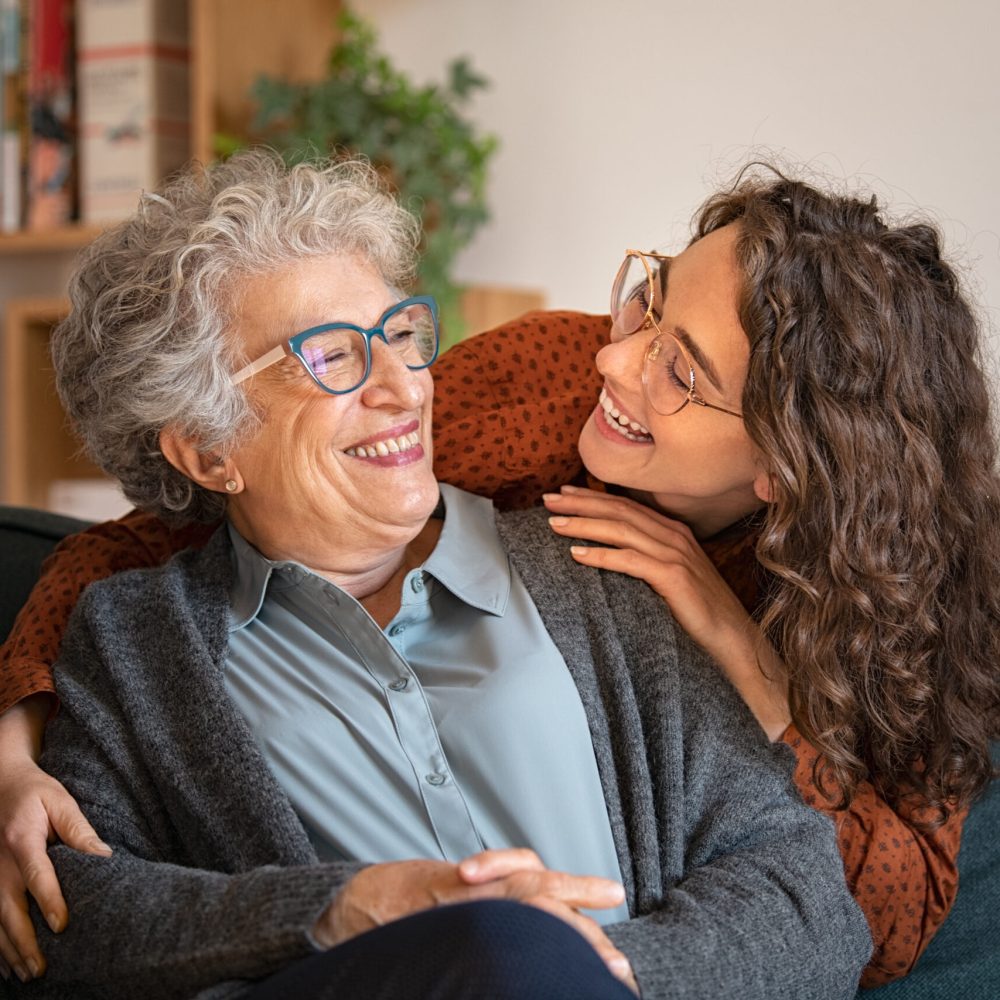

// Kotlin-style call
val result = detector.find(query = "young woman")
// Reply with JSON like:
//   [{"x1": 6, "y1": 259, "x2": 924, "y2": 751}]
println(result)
[{"x1": 1, "y1": 166, "x2": 998, "y2": 988}]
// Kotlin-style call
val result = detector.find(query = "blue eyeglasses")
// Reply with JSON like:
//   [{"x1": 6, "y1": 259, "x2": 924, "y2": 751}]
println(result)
[{"x1": 232, "y1": 295, "x2": 440, "y2": 395}]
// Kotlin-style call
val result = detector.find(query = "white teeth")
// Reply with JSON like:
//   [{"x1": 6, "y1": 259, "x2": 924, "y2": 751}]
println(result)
[
  {"x1": 346, "y1": 430, "x2": 422, "y2": 458},
  {"x1": 598, "y1": 388, "x2": 651, "y2": 439}
]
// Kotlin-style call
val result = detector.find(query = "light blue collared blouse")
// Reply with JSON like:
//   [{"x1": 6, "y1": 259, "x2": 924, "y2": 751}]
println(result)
[{"x1": 223, "y1": 483, "x2": 628, "y2": 924}]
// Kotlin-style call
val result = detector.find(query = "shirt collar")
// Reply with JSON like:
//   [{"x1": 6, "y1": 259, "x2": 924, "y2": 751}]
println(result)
[
  {"x1": 226, "y1": 482, "x2": 510, "y2": 631},
  {"x1": 424, "y1": 483, "x2": 510, "y2": 616},
  {"x1": 227, "y1": 523, "x2": 288, "y2": 631}
]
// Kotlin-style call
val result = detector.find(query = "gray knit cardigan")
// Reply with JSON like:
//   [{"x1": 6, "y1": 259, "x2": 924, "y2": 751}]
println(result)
[{"x1": 19, "y1": 507, "x2": 870, "y2": 1000}]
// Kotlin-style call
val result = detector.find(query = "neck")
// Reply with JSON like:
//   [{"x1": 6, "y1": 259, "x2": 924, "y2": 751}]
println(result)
[
  {"x1": 356, "y1": 517, "x2": 443, "y2": 628},
  {"x1": 230, "y1": 509, "x2": 444, "y2": 628}
]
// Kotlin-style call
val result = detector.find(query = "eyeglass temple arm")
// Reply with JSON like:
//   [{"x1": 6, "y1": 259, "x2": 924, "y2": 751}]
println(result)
[
  {"x1": 625, "y1": 248, "x2": 672, "y2": 260},
  {"x1": 232, "y1": 344, "x2": 291, "y2": 385},
  {"x1": 688, "y1": 393, "x2": 743, "y2": 419}
]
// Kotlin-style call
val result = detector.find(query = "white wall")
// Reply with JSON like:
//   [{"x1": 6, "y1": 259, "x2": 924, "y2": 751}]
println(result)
[{"x1": 357, "y1": 0, "x2": 1000, "y2": 357}]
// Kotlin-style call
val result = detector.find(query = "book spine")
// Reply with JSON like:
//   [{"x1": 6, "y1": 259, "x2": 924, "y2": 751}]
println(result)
[
  {"x1": 0, "y1": 0, "x2": 20, "y2": 230},
  {"x1": 25, "y1": 0, "x2": 75, "y2": 229},
  {"x1": 78, "y1": 0, "x2": 189, "y2": 224}
]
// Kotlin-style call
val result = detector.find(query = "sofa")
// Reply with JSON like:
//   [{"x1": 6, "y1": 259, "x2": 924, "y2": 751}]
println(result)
[{"x1": 1, "y1": 503, "x2": 997, "y2": 998}]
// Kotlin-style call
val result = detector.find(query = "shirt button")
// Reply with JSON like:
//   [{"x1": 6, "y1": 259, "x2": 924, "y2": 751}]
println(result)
[
  {"x1": 388, "y1": 677, "x2": 409, "y2": 691},
  {"x1": 425, "y1": 772, "x2": 447, "y2": 786},
  {"x1": 388, "y1": 622, "x2": 409, "y2": 637},
  {"x1": 411, "y1": 574, "x2": 425, "y2": 593}
]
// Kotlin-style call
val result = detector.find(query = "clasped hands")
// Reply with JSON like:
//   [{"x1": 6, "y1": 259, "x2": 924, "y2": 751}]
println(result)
[{"x1": 315, "y1": 848, "x2": 638, "y2": 993}]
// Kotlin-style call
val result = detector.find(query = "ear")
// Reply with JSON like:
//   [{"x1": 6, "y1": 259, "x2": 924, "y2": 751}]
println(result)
[
  {"x1": 159, "y1": 427, "x2": 243, "y2": 495},
  {"x1": 752, "y1": 467, "x2": 774, "y2": 504}
]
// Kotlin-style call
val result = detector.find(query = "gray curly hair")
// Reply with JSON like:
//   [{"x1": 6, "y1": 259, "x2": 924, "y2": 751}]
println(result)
[{"x1": 52, "y1": 148, "x2": 421, "y2": 523}]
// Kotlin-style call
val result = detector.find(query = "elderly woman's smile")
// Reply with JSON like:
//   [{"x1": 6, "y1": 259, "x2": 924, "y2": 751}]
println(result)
[
  {"x1": 343, "y1": 421, "x2": 423, "y2": 462},
  {"x1": 218, "y1": 253, "x2": 440, "y2": 582}
]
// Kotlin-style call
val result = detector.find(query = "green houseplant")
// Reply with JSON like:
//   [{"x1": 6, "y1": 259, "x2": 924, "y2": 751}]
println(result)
[{"x1": 242, "y1": 10, "x2": 498, "y2": 345}]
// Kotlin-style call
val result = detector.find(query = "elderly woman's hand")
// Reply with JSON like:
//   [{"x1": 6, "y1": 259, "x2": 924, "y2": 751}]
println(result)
[
  {"x1": 544, "y1": 485, "x2": 791, "y2": 740},
  {"x1": 0, "y1": 697, "x2": 111, "y2": 983},
  {"x1": 315, "y1": 849, "x2": 636, "y2": 992}
]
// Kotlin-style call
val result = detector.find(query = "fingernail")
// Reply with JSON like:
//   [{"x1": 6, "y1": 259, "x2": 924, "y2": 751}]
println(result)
[
  {"x1": 27, "y1": 958, "x2": 42, "y2": 978},
  {"x1": 47, "y1": 910, "x2": 65, "y2": 933},
  {"x1": 90, "y1": 838, "x2": 113, "y2": 855},
  {"x1": 549, "y1": 516, "x2": 569, "y2": 527},
  {"x1": 609, "y1": 957, "x2": 632, "y2": 979},
  {"x1": 542, "y1": 493, "x2": 561, "y2": 502},
  {"x1": 14, "y1": 963, "x2": 29, "y2": 983},
  {"x1": 561, "y1": 484, "x2": 581, "y2": 493},
  {"x1": 570, "y1": 545, "x2": 589, "y2": 556},
  {"x1": 461, "y1": 859, "x2": 479, "y2": 876}
]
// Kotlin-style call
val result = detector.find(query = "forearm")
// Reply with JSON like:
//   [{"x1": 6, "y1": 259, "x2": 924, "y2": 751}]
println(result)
[
  {"x1": 604, "y1": 808, "x2": 871, "y2": 1000},
  {"x1": 35, "y1": 843, "x2": 365, "y2": 999},
  {"x1": 782, "y1": 724, "x2": 965, "y2": 986},
  {"x1": 0, "y1": 694, "x2": 51, "y2": 761},
  {"x1": 713, "y1": 625, "x2": 791, "y2": 741}
]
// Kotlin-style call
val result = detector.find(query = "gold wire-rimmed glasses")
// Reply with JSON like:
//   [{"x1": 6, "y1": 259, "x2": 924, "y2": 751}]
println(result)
[{"x1": 611, "y1": 250, "x2": 742, "y2": 419}]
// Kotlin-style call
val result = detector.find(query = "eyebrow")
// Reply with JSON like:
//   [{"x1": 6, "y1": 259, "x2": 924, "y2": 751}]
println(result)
[
  {"x1": 674, "y1": 327, "x2": 725, "y2": 393},
  {"x1": 656, "y1": 258, "x2": 726, "y2": 394}
]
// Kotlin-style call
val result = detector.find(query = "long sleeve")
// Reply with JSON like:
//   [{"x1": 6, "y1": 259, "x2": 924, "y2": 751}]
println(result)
[
  {"x1": 16, "y1": 544, "x2": 365, "y2": 1000},
  {"x1": 783, "y1": 725, "x2": 964, "y2": 988},
  {"x1": 0, "y1": 511, "x2": 213, "y2": 714},
  {"x1": 606, "y1": 583, "x2": 874, "y2": 999},
  {"x1": 498, "y1": 509, "x2": 872, "y2": 1000}
]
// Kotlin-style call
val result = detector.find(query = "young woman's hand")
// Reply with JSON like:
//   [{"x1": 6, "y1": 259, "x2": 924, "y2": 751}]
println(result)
[
  {"x1": 544, "y1": 486, "x2": 791, "y2": 739},
  {"x1": 0, "y1": 697, "x2": 111, "y2": 983}
]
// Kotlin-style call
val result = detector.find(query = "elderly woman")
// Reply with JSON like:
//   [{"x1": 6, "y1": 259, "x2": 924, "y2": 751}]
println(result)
[{"x1": 0, "y1": 151, "x2": 868, "y2": 998}]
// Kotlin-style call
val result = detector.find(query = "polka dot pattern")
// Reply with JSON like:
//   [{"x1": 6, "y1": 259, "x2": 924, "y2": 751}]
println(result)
[{"x1": 0, "y1": 308, "x2": 963, "y2": 984}]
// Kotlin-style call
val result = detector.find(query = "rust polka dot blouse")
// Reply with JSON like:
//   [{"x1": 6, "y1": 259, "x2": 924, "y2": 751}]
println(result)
[{"x1": 0, "y1": 310, "x2": 963, "y2": 987}]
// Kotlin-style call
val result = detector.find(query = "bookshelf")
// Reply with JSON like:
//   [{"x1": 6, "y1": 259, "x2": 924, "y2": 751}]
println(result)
[
  {"x1": 0, "y1": 1, "x2": 545, "y2": 516},
  {"x1": 0, "y1": 0, "x2": 346, "y2": 511},
  {"x1": 1, "y1": 297, "x2": 97, "y2": 509}
]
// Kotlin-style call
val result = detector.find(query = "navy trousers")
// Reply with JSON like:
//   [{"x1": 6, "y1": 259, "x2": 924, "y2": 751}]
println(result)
[{"x1": 246, "y1": 899, "x2": 636, "y2": 999}]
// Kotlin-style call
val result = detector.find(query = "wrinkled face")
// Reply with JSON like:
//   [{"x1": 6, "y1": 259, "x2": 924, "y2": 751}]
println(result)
[
  {"x1": 226, "y1": 253, "x2": 439, "y2": 568},
  {"x1": 578, "y1": 224, "x2": 766, "y2": 537}
]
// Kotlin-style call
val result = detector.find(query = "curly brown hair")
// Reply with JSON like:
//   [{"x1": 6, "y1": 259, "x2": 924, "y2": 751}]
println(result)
[{"x1": 694, "y1": 167, "x2": 1000, "y2": 822}]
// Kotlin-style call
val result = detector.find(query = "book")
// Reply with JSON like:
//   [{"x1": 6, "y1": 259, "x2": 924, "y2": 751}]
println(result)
[
  {"x1": 25, "y1": 0, "x2": 75, "y2": 229},
  {"x1": 77, "y1": 0, "x2": 189, "y2": 223},
  {"x1": 0, "y1": 0, "x2": 23, "y2": 231}
]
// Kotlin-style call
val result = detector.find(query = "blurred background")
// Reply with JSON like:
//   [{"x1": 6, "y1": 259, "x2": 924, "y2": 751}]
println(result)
[
  {"x1": 357, "y1": 0, "x2": 998, "y2": 332},
  {"x1": 1, "y1": 0, "x2": 997, "y2": 519}
]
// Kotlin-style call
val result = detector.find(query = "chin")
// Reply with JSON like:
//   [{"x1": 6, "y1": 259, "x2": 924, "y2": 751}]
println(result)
[{"x1": 395, "y1": 474, "x2": 441, "y2": 522}]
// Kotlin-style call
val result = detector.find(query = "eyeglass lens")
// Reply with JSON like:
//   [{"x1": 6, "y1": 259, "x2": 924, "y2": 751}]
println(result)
[
  {"x1": 643, "y1": 335, "x2": 695, "y2": 415},
  {"x1": 611, "y1": 254, "x2": 666, "y2": 335},
  {"x1": 300, "y1": 301, "x2": 437, "y2": 393}
]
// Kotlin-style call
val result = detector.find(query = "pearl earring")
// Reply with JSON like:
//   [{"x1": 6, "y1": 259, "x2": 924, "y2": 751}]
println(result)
[{"x1": 224, "y1": 480, "x2": 239, "y2": 493}]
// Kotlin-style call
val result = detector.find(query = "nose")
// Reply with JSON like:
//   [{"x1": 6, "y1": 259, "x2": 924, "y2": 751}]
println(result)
[
  {"x1": 596, "y1": 324, "x2": 653, "y2": 385},
  {"x1": 361, "y1": 337, "x2": 427, "y2": 409}
]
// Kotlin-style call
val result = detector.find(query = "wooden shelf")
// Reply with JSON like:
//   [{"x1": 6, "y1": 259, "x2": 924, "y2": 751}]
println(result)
[
  {"x1": 2, "y1": 298, "x2": 107, "y2": 509},
  {"x1": 1, "y1": 0, "x2": 344, "y2": 514},
  {"x1": 0, "y1": 224, "x2": 108, "y2": 254},
  {"x1": 0, "y1": 1, "x2": 549, "y2": 521}
]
